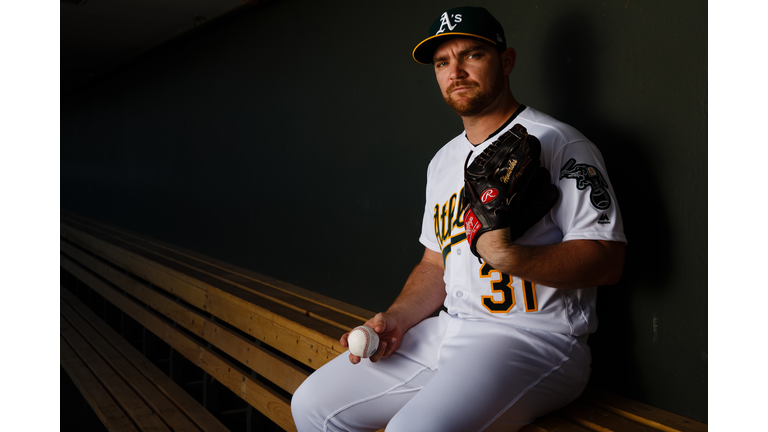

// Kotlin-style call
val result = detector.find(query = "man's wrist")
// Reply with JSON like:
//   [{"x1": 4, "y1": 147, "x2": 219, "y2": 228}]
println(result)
[{"x1": 477, "y1": 229, "x2": 511, "y2": 255}]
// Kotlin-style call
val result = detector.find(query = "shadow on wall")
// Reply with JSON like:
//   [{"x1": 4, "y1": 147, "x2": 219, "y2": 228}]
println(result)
[{"x1": 540, "y1": 12, "x2": 672, "y2": 400}]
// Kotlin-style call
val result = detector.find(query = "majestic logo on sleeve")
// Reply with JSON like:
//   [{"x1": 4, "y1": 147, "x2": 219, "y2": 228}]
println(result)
[
  {"x1": 435, "y1": 12, "x2": 462, "y2": 34},
  {"x1": 559, "y1": 158, "x2": 612, "y2": 210}
]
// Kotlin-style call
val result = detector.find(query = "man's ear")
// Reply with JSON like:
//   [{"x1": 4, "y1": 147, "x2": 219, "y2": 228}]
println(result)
[{"x1": 501, "y1": 47, "x2": 517, "y2": 75}]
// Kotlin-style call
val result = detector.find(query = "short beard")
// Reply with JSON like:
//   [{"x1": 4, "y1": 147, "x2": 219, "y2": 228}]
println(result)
[{"x1": 443, "y1": 67, "x2": 505, "y2": 117}]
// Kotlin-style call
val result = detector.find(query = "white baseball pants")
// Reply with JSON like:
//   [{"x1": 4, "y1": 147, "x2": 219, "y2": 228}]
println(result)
[{"x1": 291, "y1": 312, "x2": 591, "y2": 432}]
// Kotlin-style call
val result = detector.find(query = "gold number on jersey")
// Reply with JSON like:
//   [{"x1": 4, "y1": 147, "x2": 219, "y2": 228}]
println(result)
[{"x1": 479, "y1": 262, "x2": 538, "y2": 313}]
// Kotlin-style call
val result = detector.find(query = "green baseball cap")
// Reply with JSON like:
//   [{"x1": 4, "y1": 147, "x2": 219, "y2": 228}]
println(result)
[{"x1": 412, "y1": 6, "x2": 506, "y2": 65}]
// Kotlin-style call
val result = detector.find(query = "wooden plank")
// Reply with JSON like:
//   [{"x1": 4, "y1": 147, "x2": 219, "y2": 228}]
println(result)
[
  {"x1": 61, "y1": 240, "x2": 208, "y2": 335},
  {"x1": 61, "y1": 336, "x2": 140, "y2": 432},
  {"x1": 207, "y1": 280, "x2": 347, "y2": 351},
  {"x1": 206, "y1": 288, "x2": 342, "y2": 368},
  {"x1": 521, "y1": 415, "x2": 594, "y2": 431},
  {"x1": 61, "y1": 299, "x2": 203, "y2": 432},
  {"x1": 61, "y1": 224, "x2": 348, "y2": 353},
  {"x1": 61, "y1": 221, "x2": 352, "y2": 344},
  {"x1": 61, "y1": 247, "x2": 310, "y2": 393},
  {"x1": 198, "y1": 313, "x2": 310, "y2": 394},
  {"x1": 555, "y1": 401, "x2": 661, "y2": 432},
  {"x1": 61, "y1": 224, "x2": 208, "y2": 307},
  {"x1": 187, "y1": 263, "x2": 363, "y2": 331},
  {"x1": 61, "y1": 257, "x2": 297, "y2": 431},
  {"x1": 137, "y1": 298, "x2": 297, "y2": 432},
  {"x1": 65, "y1": 216, "x2": 363, "y2": 331},
  {"x1": 61, "y1": 288, "x2": 230, "y2": 432},
  {"x1": 61, "y1": 315, "x2": 172, "y2": 432},
  {"x1": 195, "y1": 346, "x2": 297, "y2": 432},
  {"x1": 580, "y1": 388, "x2": 708, "y2": 432},
  {"x1": 61, "y1": 252, "x2": 340, "y2": 369},
  {"x1": 61, "y1": 211, "x2": 375, "y2": 322},
  {"x1": 59, "y1": 228, "x2": 348, "y2": 352}
]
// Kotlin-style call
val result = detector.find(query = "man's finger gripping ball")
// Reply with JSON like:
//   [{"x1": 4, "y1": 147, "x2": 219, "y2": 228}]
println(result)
[{"x1": 348, "y1": 326, "x2": 379, "y2": 358}]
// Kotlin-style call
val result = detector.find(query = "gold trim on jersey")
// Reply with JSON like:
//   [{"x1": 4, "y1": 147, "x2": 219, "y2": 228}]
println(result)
[
  {"x1": 522, "y1": 279, "x2": 538, "y2": 312},
  {"x1": 433, "y1": 187, "x2": 467, "y2": 251},
  {"x1": 480, "y1": 262, "x2": 515, "y2": 313},
  {"x1": 440, "y1": 231, "x2": 467, "y2": 268},
  {"x1": 477, "y1": 264, "x2": 540, "y2": 314}
]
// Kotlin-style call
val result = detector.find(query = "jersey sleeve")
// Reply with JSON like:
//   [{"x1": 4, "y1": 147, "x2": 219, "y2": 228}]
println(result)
[
  {"x1": 550, "y1": 140, "x2": 627, "y2": 244},
  {"x1": 418, "y1": 161, "x2": 441, "y2": 253}
]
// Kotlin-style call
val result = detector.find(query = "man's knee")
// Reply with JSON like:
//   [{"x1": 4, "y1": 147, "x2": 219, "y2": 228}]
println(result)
[{"x1": 291, "y1": 375, "x2": 329, "y2": 432}]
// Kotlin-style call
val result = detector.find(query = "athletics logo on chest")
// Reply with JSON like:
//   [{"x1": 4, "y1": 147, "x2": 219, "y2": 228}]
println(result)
[{"x1": 433, "y1": 186, "x2": 468, "y2": 265}]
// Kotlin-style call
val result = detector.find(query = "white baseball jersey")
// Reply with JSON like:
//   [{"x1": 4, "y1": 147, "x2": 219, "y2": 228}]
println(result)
[
  {"x1": 292, "y1": 106, "x2": 627, "y2": 432},
  {"x1": 419, "y1": 105, "x2": 627, "y2": 336}
]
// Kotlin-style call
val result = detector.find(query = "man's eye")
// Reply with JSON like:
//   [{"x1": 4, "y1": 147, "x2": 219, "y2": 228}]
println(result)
[{"x1": 436, "y1": 61, "x2": 447, "y2": 68}]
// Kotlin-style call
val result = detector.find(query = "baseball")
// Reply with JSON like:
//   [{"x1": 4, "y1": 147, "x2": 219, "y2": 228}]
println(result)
[{"x1": 347, "y1": 325, "x2": 379, "y2": 358}]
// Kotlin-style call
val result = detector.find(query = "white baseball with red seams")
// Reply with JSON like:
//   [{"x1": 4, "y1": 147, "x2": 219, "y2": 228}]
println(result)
[{"x1": 347, "y1": 326, "x2": 378, "y2": 358}]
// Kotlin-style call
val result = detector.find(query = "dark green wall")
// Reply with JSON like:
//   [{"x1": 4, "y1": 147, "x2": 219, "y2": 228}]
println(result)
[{"x1": 60, "y1": 0, "x2": 707, "y2": 423}]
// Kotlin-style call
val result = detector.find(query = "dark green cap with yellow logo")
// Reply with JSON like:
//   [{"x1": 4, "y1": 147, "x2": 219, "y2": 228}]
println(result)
[{"x1": 412, "y1": 6, "x2": 506, "y2": 65}]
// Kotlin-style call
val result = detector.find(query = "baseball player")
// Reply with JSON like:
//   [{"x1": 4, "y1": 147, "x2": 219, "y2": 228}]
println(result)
[{"x1": 291, "y1": 6, "x2": 626, "y2": 432}]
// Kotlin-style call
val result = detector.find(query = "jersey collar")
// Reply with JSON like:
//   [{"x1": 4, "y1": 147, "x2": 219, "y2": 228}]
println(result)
[{"x1": 465, "y1": 104, "x2": 527, "y2": 146}]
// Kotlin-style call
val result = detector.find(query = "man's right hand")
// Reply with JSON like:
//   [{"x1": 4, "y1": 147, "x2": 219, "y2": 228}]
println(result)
[
  {"x1": 340, "y1": 312, "x2": 407, "y2": 364},
  {"x1": 339, "y1": 247, "x2": 447, "y2": 365}
]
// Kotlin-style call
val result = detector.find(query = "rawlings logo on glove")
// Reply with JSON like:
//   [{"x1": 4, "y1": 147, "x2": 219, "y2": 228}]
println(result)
[{"x1": 480, "y1": 189, "x2": 499, "y2": 203}]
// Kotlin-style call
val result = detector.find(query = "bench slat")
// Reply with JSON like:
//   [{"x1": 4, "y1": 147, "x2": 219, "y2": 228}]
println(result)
[
  {"x1": 520, "y1": 415, "x2": 593, "y2": 431},
  {"x1": 61, "y1": 246, "x2": 310, "y2": 394},
  {"x1": 555, "y1": 401, "x2": 663, "y2": 432},
  {"x1": 61, "y1": 224, "x2": 348, "y2": 360},
  {"x1": 61, "y1": 248, "x2": 340, "y2": 369},
  {"x1": 62, "y1": 216, "x2": 363, "y2": 332},
  {"x1": 580, "y1": 388, "x2": 708, "y2": 432},
  {"x1": 61, "y1": 223, "x2": 209, "y2": 305},
  {"x1": 61, "y1": 336, "x2": 140, "y2": 432},
  {"x1": 60, "y1": 288, "x2": 230, "y2": 432},
  {"x1": 62, "y1": 211, "x2": 375, "y2": 322},
  {"x1": 60, "y1": 255, "x2": 298, "y2": 431},
  {"x1": 61, "y1": 298, "x2": 203, "y2": 432},
  {"x1": 61, "y1": 315, "x2": 172, "y2": 432},
  {"x1": 205, "y1": 287, "x2": 345, "y2": 368},
  {"x1": 61, "y1": 219, "x2": 352, "y2": 341}
]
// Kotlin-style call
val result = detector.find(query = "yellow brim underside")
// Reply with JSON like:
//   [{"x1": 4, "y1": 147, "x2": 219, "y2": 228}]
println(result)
[{"x1": 412, "y1": 32, "x2": 498, "y2": 65}]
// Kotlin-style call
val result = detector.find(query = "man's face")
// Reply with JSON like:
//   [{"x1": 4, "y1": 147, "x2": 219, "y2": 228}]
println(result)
[{"x1": 432, "y1": 38, "x2": 506, "y2": 117}]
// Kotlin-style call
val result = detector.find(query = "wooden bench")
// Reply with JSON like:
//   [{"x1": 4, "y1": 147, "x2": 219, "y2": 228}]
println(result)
[
  {"x1": 61, "y1": 288, "x2": 230, "y2": 431},
  {"x1": 60, "y1": 211, "x2": 707, "y2": 432}
]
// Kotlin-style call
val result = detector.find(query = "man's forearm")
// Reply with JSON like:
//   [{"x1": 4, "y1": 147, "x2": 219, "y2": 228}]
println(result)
[
  {"x1": 477, "y1": 230, "x2": 625, "y2": 289},
  {"x1": 386, "y1": 249, "x2": 447, "y2": 331}
]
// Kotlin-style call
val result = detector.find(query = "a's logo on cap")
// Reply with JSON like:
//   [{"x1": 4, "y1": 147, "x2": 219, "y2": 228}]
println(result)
[{"x1": 435, "y1": 12, "x2": 463, "y2": 35}]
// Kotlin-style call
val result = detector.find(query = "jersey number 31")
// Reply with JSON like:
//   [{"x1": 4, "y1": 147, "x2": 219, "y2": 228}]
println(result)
[{"x1": 479, "y1": 262, "x2": 538, "y2": 313}]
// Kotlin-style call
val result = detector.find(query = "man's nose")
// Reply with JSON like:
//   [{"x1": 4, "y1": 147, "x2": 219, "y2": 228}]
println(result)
[{"x1": 449, "y1": 62, "x2": 467, "y2": 80}]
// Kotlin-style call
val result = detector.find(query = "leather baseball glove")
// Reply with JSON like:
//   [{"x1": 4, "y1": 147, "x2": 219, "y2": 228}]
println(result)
[{"x1": 463, "y1": 124, "x2": 559, "y2": 258}]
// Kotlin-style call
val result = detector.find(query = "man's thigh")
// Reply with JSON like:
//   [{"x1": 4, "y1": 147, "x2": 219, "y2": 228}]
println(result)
[
  {"x1": 292, "y1": 350, "x2": 436, "y2": 432},
  {"x1": 386, "y1": 319, "x2": 591, "y2": 432},
  {"x1": 291, "y1": 316, "x2": 447, "y2": 432}
]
